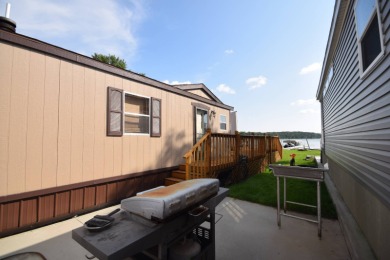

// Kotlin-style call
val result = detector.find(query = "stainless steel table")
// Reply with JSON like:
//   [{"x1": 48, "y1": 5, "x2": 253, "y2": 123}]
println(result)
[
  {"x1": 72, "y1": 188, "x2": 228, "y2": 260},
  {"x1": 269, "y1": 165, "x2": 328, "y2": 237}
]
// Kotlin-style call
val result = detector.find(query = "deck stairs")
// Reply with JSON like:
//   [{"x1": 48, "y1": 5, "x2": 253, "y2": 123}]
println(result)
[
  {"x1": 164, "y1": 164, "x2": 186, "y2": 186},
  {"x1": 163, "y1": 132, "x2": 283, "y2": 186}
]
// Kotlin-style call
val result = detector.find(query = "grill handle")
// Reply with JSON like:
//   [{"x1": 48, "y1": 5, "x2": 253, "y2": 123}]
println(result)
[{"x1": 188, "y1": 205, "x2": 209, "y2": 219}]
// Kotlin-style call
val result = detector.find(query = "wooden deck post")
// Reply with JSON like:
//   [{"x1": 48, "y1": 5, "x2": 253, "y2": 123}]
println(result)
[
  {"x1": 235, "y1": 131, "x2": 240, "y2": 163},
  {"x1": 269, "y1": 136, "x2": 273, "y2": 163},
  {"x1": 185, "y1": 157, "x2": 190, "y2": 180},
  {"x1": 206, "y1": 128, "x2": 212, "y2": 176},
  {"x1": 251, "y1": 133, "x2": 255, "y2": 160}
]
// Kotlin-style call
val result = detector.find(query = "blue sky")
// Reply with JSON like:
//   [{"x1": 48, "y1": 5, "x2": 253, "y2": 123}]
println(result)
[{"x1": 2, "y1": 0, "x2": 335, "y2": 133}]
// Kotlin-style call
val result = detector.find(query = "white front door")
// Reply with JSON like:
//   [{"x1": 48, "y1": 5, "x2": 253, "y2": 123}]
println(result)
[{"x1": 195, "y1": 108, "x2": 208, "y2": 143}]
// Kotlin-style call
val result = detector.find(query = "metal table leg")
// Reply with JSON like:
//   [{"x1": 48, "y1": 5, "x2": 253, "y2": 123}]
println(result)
[
  {"x1": 158, "y1": 243, "x2": 168, "y2": 260},
  {"x1": 283, "y1": 177, "x2": 287, "y2": 213},
  {"x1": 277, "y1": 176, "x2": 281, "y2": 227},
  {"x1": 317, "y1": 181, "x2": 321, "y2": 237}
]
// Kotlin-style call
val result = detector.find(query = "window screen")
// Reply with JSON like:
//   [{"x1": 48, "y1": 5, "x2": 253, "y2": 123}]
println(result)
[
  {"x1": 124, "y1": 93, "x2": 150, "y2": 134},
  {"x1": 107, "y1": 87, "x2": 123, "y2": 136}
]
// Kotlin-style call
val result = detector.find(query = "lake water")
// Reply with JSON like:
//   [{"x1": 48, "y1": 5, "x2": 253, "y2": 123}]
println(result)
[{"x1": 280, "y1": 138, "x2": 321, "y2": 150}]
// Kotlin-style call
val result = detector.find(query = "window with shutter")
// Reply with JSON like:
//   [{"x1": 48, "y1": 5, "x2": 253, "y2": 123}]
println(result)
[
  {"x1": 107, "y1": 87, "x2": 123, "y2": 136},
  {"x1": 151, "y1": 98, "x2": 161, "y2": 137},
  {"x1": 124, "y1": 93, "x2": 150, "y2": 134}
]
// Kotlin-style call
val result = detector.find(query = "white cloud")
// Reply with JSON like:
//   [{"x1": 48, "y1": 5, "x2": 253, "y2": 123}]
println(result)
[
  {"x1": 216, "y1": 84, "x2": 236, "y2": 94},
  {"x1": 224, "y1": 49, "x2": 234, "y2": 54},
  {"x1": 291, "y1": 98, "x2": 320, "y2": 114},
  {"x1": 11, "y1": 0, "x2": 145, "y2": 62},
  {"x1": 163, "y1": 80, "x2": 192, "y2": 85},
  {"x1": 299, "y1": 62, "x2": 321, "y2": 75},
  {"x1": 290, "y1": 98, "x2": 317, "y2": 106},
  {"x1": 246, "y1": 75, "x2": 267, "y2": 89},
  {"x1": 299, "y1": 109, "x2": 320, "y2": 114}
]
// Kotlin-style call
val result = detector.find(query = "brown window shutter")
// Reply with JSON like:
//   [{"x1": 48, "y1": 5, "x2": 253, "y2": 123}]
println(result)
[
  {"x1": 107, "y1": 87, "x2": 123, "y2": 136},
  {"x1": 151, "y1": 98, "x2": 161, "y2": 137}
]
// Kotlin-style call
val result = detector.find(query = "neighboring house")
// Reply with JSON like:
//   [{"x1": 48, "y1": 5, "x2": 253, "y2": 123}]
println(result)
[
  {"x1": 317, "y1": 0, "x2": 389, "y2": 259},
  {"x1": 0, "y1": 27, "x2": 236, "y2": 236}
]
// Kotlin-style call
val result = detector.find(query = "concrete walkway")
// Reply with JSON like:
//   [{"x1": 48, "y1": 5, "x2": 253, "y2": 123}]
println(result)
[
  {"x1": 0, "y1": 198, "x2": 350, "y2": 259},
  {"x1": 215, "y1": 198, "x2": 350, "y2": 260}
]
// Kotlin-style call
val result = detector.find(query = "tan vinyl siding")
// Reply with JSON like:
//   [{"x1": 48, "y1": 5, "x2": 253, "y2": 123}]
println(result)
[
  {"x1": 104, "y1": 76, "x2": 115, "y2": 178},
  {"x1": 93, "y1": 71, "x2": 106, "y2": 180},
  {"x1": 0, "y1": 43, "x2": 13, "y2": 196},
  {"x1": 57, "y1": 61, "x2": 72, "y2": 186},
  {"x1": 42, "y1": 56, "x2": 60, "y2": 189},
  {"x1": 70, "y1": 65, "x2": 84, "y2": 184},
  {"x1": 25, "y1": 52, "x2": 45, "y2": 192},
  {"x1": 8, "y1": 47, "x2": 29, "y2": 195},
  {"x1": 83, "y1": 68, "x2": 95, "y2": 182},
  {"x1": 0, "y1": 43, "x2": 233, "y2": 197},
  {"x1": 188, "y1": 89, "x2": 211, "y2": 100}
]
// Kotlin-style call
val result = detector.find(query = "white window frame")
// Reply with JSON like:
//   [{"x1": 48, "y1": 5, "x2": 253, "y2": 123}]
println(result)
[
  {"x1": 220, "y1": 114, "x2": 227, "y2": 131},
  {"x1": 123, "y1": 92, "x2": 150, "y2": 136},
  {"x1": 354, "y1": 0, "x2": 385, "y2": 78}
]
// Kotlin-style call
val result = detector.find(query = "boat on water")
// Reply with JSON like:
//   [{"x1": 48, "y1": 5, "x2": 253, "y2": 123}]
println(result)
[
  {"x1": 283, "y1": 140, "x2": 301, "y2": 148},
  {"x1": 282, "y1": 139, "x2": 319, "y2": 150}
]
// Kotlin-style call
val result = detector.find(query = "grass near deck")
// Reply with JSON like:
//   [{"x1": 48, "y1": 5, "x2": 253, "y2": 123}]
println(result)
[{"x1": 228, "y1": 149, "x2": 338, "y2": 219}]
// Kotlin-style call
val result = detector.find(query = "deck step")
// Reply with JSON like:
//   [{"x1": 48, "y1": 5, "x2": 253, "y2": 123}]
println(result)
[
  {"x1": 172, "y1": 170, "x2": 186, "y2": 179},
  {"x1": 165, "y1": 177, "x2": 184, "y2": 186},
  {"x1": 178, "y1": 164, "x2": 186, "y2": 171}
]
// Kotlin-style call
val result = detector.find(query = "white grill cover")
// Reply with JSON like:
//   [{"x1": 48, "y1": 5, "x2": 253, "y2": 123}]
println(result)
[{"x1": 121, "y1": 179, "x2": 219, "y2": 220}]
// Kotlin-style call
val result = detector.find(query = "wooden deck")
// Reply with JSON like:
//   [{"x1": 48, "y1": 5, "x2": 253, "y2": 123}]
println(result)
[{"x1": 182, "y1": 130, "x2": 283, "y2": 180}]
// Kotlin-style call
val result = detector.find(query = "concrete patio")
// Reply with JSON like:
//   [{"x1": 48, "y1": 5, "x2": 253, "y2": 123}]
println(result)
[{"x1": 0, "y1": 198, "x2": 350, "y2": 260}]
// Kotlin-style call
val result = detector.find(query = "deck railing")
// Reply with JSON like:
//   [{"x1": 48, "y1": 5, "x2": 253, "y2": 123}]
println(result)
[{"x1": 183, "y1": 130, "x2": 282, "y2": 180}]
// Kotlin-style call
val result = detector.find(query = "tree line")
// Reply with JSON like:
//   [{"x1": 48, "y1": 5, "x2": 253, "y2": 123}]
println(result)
[{"x1": 240, "y1": 131, "x2": 321, "y2": 139}]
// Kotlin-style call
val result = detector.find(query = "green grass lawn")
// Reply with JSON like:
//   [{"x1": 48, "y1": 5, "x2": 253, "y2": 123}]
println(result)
[{"x1": 228, "y1": 149, "x2": 338, "y2": 219}]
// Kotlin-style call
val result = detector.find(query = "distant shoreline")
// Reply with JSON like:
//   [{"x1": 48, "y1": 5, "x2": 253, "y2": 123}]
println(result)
[{"x1": 240, "y1": 131, "x2": 321, "y2": 139}]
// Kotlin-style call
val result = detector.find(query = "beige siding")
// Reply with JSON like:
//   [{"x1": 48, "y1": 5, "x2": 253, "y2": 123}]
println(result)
[
  {"x1": 57, "y1": 61, "x2": 73, "y2": 186},
  {"x1": 104, "y1": 74, "x2": 115, "y2": 178},
  {"x1": 83, "y1": 68, "x2": 95, "y2": 182},
  {"x1": 0, "y1": 43, "x2": 233, "y2": 196},
  {"x1": 42, "y1": 56, "x2": 60, "y2": 188},
  {"x1": 70, "y1": 65, "x2": 84, "y2": 184},
  {"x1": 122, "y1": 80, "x2": 131, "y2": 174},
  {"x1": 188, "y1": 89, "x2": 211, "y2": 100},
  {"x1": 93, "y1": 71, "x2": 106, "y2": 180},
  {"x1": 8, "y1": 48, "x2": 29, "y2": 194},
  {"x1": 0, "y1": 43, "x2": 13, "y2": 196},
  {"x1": 25, "y1": 52, "x2": 45, "y2": 192}
]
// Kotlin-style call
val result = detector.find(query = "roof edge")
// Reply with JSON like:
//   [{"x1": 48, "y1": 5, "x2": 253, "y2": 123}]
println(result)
[
  {"x1": 174, "y1": 83, "x2": 223, "y2": 103},
  {"x1": 0, "y1": 30, "x2": 234, "y2": 111},
  {"x1": 316, "y1": 0, "x2": 350, "y2": 100}
]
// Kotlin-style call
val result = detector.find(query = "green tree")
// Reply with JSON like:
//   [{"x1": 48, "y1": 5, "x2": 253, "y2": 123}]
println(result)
[{"x1": 92, "y1": 53, "x2": 127, "y2": 69}]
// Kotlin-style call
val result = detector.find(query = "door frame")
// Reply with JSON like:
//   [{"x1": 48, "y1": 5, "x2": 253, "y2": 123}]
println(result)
[{"x1": 194, "y1": 106, "x2": 209, "y2": 144}]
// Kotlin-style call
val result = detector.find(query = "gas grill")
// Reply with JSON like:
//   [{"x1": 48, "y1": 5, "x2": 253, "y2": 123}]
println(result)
[
  {"x1": 72, "y1": 179, "x2": 228, "y2": 260},
  {"x1": 121, "y1": 179, "x2": 219, "y2": 222}
]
